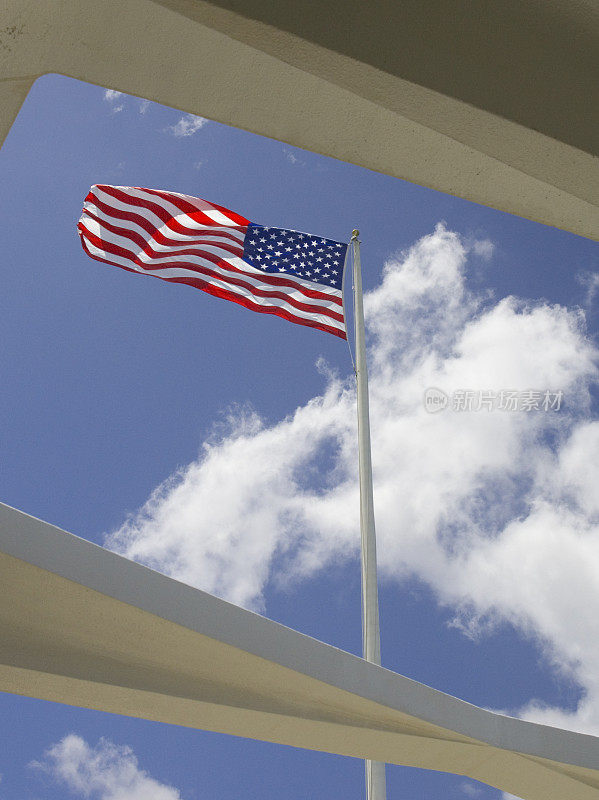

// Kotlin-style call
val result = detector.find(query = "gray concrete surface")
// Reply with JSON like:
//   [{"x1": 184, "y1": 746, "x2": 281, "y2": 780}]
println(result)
[
  {"x1": 1, "y1": 502, "x2": 599, "y2": 799},
  {"x1": 0, "y1": 0, "x2": 598, "y2": 239}
]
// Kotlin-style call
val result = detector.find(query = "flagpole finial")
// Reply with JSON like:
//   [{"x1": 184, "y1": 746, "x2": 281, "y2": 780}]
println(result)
[{"x1": 351, "y1": 229, "x2": 360, "y2": 239}]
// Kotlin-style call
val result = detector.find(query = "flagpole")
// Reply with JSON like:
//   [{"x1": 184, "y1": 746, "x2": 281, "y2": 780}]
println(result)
[{"x1": 351, "y1": 230, "x2": 387, "y2": 800}]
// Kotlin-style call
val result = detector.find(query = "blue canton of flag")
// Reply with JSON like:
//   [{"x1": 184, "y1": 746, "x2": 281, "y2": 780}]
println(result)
[{"x1": 243, "y1": 224, "x2": 346, "y2": 291}]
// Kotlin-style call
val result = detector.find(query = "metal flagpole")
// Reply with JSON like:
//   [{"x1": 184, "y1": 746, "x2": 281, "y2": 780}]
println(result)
[{"x1": 350, "y1": 230, "x2": 387, "y2": 800}]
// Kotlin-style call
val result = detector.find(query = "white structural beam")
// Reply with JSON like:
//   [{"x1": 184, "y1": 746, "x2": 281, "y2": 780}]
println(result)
[
  {"x1": 0, "y1": 0, "x2": 597, "y2": 240},
  {"x1": 1, "y1": 502, "x2": 599, "y2": 800}
]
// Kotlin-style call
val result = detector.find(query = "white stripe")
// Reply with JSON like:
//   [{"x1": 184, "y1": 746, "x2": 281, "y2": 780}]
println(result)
[
  {"x1": 80, "y1": 227, "x2": 344, "y2": 320},
  {"x1": 203, "y1": 208, "x2": 239, "y2": 225},
  {"x1": 88, "y1": 190, "x2": 195, "y2": 241},
  {"x1": 129, "y1": 187, "x2": 244, "y2": 225},
  {"x1": 82, "y1": 204, "x2": 242, "y2": 250},
  {"x1": 86, "y1": 196, "x2": 245, "y2": 242},
  {"x1": 82, "y1": 214, "x2": 243, "y2": 262},
  {"x1": 89, "y1": 188, "x2": 246, "y2": 243},
  {"x1": 83, "y1": 201, "x2": 245, "y2": 255},
  {"x1": 105, "y1": 186, "x2": 242, "y2": 229},
  {"x1": 82, "y1": 234, "x2": 345, "y2": 332},
  {"x1": 83, "y1": 187, "x2": 245, "y2": 242},
  {"x1": 225, "y1": 257, "x2": 343, "y2": 298}
]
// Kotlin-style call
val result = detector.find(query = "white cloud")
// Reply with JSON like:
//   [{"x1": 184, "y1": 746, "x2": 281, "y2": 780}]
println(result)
[
  {"x1": 103, "y1": 90, "x2": 152, "y2": 116},
  {"x1": 578, "y1": 270, "x2": 599, "y2": 309},
  {"x1": 103, "y1": 89, "x2": 125, "y2": 113},
  {"x1": 471, "y1": 239, "x2": 495, "y2": 260},
  {"x1": 460, "y1": 780, "x2": 483, "y2": 797},
  {"x1": 167, "y1": 114, "x2": 208, "y2": 137},
  {"x1": 32, "y1": 735, "x2": 182, "y2": 800},
  {"x1": 283, "y1": 147, "x2": 304, "y2": 165},
  {"x1": 106, "y1": 224, "x2": 599, "y2": 734}
]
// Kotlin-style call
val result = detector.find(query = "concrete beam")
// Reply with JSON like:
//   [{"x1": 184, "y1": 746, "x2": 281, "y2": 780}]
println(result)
[
  {"x1": 0, "y1": 0, "x2": 597, "y2": 240},
  {"x1": 1, "y1": 502, "x2": 599, "y2": 799}
]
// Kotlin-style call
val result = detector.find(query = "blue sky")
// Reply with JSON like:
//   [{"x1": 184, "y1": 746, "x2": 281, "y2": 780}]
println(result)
[{"x1": 0, "y1": 74, "x2": 598, "y2": 800}]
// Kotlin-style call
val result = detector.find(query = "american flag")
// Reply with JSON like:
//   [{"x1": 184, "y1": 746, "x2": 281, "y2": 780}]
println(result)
[{"x1": 78, "y1": 185, "x2": 347, "y2": 339}]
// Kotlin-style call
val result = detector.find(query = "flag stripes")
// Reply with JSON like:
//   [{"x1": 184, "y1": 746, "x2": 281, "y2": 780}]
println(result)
[{"x1": 78, "y1": 185, "x2": 346, "y2": 338}]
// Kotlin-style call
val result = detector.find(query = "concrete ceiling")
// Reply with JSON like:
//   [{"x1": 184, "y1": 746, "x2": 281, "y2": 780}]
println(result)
[
  {"x1": 2, "y1": 502, "x2": 599, "y2": 800},
  {"x1": 1, "y1": 0, "x2": 598, "y2": 239}
]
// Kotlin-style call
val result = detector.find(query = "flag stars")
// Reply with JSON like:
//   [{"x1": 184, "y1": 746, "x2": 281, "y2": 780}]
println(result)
[{"x1": 243, "y1": 223, "x2": 345, "y2": 289}]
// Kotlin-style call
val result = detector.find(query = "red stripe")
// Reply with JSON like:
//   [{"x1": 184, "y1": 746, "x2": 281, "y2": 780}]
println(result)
[
  {"x1": 93, "y1": 186, "x2": 237, "y2": 238},
  {"x1": 80, "y1": 228, "x2": 345, "y2": 323},
  {"x1": 82, "y1": 209, "x2": 244, "y2": 259},
  {"x1": 87, "y1": 193, "x2": 246, "y2": 249},
  {"x1": 80, "y1": 235, "x2": 345, "y2": 339},
  {"x1": 137, "y1": 187, "x2": 250, "y2": 226},
  {"x1": 212, "y1": 259, "x2": 343, "y2": 308},
  {"x1": 80, "y1": 210, "x2": 342, "y2": 307},
  {"x1": 80, "y1": 235, "x2": 144, "y2": 277}
]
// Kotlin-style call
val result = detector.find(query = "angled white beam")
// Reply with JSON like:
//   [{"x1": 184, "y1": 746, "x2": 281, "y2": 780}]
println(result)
[
  {"x1": 0, "y1": 0, "x2": 597, "y2": 240},
  {"x1": 1, "y1": 502, "x2": 598, "y2": 799}
]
